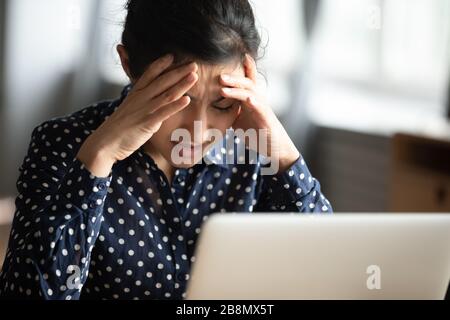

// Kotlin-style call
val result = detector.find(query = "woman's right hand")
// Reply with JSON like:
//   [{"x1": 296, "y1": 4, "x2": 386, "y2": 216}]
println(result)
[{"x1": 77, "y1": 54, "x2": 199, "y2": 177}]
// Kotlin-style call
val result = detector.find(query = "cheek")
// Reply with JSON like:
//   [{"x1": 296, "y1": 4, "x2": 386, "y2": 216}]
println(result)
[
  {"x1": 226, "y1": 108, "x2": 241, "y2": 127},
  {"x1": 151, "y1": 116, "x2": 179, "y2": 145}
]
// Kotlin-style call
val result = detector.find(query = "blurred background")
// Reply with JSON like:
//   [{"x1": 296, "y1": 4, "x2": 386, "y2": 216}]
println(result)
[{"x1": 1, "y1": 0, "x2": 450, "y2": 262}]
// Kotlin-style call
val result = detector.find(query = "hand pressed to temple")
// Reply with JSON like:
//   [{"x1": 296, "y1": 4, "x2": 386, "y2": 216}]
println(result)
[{"x1": 220, "y1": 54, "x2": 300, "y2": 173}]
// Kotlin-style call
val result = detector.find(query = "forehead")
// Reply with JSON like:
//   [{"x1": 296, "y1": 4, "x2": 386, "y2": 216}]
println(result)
[
  {"x1": 196, "y1": 61, "x2": 244, "y2": 78},
  {"x1": 165, "y1": 58, "x2": 244, "y2": 78},
  {"x1": 193, "y1": 63, "x2": 243, "y2": 99}
]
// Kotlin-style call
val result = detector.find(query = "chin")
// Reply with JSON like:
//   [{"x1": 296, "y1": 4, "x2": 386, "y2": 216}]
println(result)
[
  {"x1": 172, "y1": 162, "x2": 196, "y2": 169},
  {"x1": 167, "y1": 143, "x2": 214, "y2": 169},
  {"x1": 167, "y1": 153, "x2": 205, "y2": 169}
]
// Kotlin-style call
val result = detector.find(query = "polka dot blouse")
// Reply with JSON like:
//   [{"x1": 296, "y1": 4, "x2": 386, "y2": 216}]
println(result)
[{"x1": 0, "y1": 85, "x2": 332, "y2": 300}]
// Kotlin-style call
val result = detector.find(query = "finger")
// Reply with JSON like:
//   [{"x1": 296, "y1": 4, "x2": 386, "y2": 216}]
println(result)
[
  {"x1": 220, "y1": 87, "x2": 252, "y2": 102},
  {"x1": 219, "y1": 74, "x2": 255, "y2": 90},
  {"x1": 246, "y1": 96, "x2": 261, "y2": 110},
  {"x1": 134, "y1": 54, "x2": 174, "y2": 91},
  {"x1": 244, "y1": 54, "x2": 257, "y2": 83},
  {"x1": 148, "y1": 96, "x2": 191, "y2": 124},
  {"x1": 152, "y1": 72, "x2": 198, "y2": 111},
  {"x1": 144, "y1": 62, "x2": 198, "y2": 100},
  {"x1": 221, "y1": 88, "x2": 259, "y2": 113}
]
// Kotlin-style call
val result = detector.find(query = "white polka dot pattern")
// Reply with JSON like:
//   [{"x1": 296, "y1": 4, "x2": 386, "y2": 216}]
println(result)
[{"x1": 0, "y1": 85, "x2": 332, "y2": 300}]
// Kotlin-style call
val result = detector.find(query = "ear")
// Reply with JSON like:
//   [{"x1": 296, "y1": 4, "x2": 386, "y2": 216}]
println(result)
[
  {"x1": 117, "y1": 44, "x2": 135, "y2": 83},
  {"x1": 243, "y1": 54, "x2": 257, "y2": 83}
]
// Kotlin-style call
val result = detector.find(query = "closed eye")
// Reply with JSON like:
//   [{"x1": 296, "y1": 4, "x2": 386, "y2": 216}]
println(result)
[
  {"x1": 184, "y1": 94, "x2": 237, "y2": 112},
  {"x1": 212, "y1": 104, "x2": 235, "y2": 112},
  {"x1": 212, "y1": 99, "x2": 237, "y2": 112}
]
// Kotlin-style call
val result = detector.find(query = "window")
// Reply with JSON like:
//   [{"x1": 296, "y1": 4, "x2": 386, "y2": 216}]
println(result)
[
  {"x1": 311, "y1": 0, "x2": 450, "y2": 104},
  {"x1": 307, "y1": 0, "x2": 450, "y2": 135}
]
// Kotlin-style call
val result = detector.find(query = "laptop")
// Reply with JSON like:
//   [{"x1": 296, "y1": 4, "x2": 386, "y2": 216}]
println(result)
[{"x1": 186, "y1": 213, "x2": 450, "y2": 300}]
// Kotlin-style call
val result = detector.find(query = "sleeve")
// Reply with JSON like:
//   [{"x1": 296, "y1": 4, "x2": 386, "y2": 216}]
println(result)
[
  {"x1": 0, "y1": 119, "x2": 112, "y2": 300},
  {"x1": 254, "y1": 155, "x2": 333, "y2": 213}
]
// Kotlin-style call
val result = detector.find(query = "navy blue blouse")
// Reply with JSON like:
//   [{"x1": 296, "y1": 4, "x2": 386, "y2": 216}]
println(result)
[{"x1": 0, "y1": 85, "x2": 332, "y2": 300}]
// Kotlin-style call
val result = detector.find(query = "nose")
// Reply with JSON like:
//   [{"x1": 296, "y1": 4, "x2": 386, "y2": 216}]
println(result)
[{"x1": 181, "y1": 104, "x2": 210, "y2": 144}]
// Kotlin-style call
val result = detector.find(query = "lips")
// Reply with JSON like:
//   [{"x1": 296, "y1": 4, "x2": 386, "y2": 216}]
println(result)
[
  {"x1": 180, "y1": 143, "x2": 203, "y2": 149},
  {"x1": 173, "y1": 141, "x2": 208, "y2": 157}
]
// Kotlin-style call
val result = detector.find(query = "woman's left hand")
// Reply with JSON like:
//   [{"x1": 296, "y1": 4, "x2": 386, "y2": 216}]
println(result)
[{"x1": 219, "y1": 54, "x2": 300, "y2": 173}]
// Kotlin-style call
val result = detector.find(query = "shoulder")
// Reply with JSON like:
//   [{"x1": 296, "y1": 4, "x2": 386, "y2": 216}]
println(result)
[
  {"x1": 29, "y1": 99, "x2": 118, "y2": 154},
  {"x1": 29, "y1": 85, "x2": 132, "y2": 151}
]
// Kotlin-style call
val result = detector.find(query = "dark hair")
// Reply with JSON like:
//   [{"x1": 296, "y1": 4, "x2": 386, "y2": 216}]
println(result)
[{"x1": 122, "y1": 0, "x2": 262, "y2": 79}]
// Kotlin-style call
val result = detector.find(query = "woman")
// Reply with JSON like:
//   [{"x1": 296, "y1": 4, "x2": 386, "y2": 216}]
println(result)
[{"x1": 0, "y1": 0, "x2": 332, "y2": 300}]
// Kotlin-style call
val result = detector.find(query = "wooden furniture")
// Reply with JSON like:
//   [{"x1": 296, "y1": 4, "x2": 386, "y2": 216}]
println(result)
[{"x1": 390, "y1": 134, "x2": 450, "y2": 212}]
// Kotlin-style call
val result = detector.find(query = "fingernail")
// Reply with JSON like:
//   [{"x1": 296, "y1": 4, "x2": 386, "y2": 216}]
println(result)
[
  {"x1": 221, "y1": 75, "x2": 230, "y2": 81},
  {"x1": 222, "y1": 88, "x2": 231, "y2": 93},
  {"x1": 165, "y1": 53, "x2": 174, "y2": 61}
]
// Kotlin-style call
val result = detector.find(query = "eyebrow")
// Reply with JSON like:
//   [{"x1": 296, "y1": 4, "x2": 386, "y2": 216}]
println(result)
[{"x1": 185, "y1": 94, "x2": 226, "y2": 104}]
